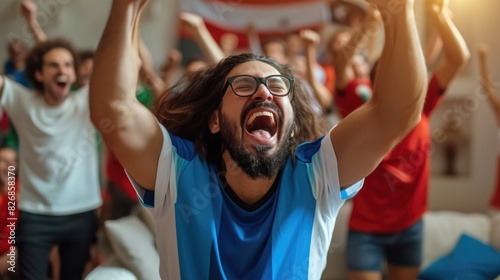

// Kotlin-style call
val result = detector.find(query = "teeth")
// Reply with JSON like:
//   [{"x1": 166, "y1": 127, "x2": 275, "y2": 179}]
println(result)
[
  {"x1": 56, "y1": 76, "x2": 68, "y2": 83},
  {"x1": 247, "y1": 111, "x2": 275, "y2": 126}
]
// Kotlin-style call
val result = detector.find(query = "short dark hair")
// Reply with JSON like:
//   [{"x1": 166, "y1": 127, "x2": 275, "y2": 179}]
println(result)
[
  {"x1": 79, "y1": 49, "x2": 95, "y2": 62},
  {"x1": 25, "y1": 38, "x2": 79, "y2": 93},
  {"x1": 155, "y1": 53, "x2": 324, "y2": 164}
]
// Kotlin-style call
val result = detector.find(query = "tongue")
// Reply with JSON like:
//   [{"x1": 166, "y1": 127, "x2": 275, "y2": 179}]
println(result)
[{"x1": 250, "y1": 129, "x2": 272, "y2": 139}]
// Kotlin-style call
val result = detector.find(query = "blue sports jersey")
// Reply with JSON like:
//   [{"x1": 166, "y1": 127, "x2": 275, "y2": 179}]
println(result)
[{"x1": 132, "y1": 124, "x2": 363, "y2": 280}]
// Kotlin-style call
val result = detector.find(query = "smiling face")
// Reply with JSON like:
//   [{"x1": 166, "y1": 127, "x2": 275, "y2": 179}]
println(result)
[
  {"x1": 35, "y1": 47, "x2": 76, "y2": 106},
  {"x1": 210, "y1": 61, "x2": 295, "y2": 178}
]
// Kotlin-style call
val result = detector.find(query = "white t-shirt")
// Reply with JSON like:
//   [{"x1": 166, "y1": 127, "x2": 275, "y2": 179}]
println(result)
[{"x1": 1, "y1": 77, "x2": 102, "y2": 215}]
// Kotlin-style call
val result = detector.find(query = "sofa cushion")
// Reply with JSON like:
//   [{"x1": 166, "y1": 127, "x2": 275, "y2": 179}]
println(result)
[
  {"x1": 136, "y1": 205, "x2": 156, "y2": 237},
  {"x1": 105, "y1": 215, "x2": 161, "y2": 280},
  {"x1": 491, "y1": 210, "x2": 500, "y2": 251},
  {"x1": 422, "y1": 211, "x2": 491, "y2": 269},
  {"x1": 419, "y1": 234, "x2": 500, "y2": 280}
]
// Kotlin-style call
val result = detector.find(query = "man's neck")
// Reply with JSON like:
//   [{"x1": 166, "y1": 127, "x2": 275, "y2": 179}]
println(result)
[
  {"x1": 42, "y1": 92, "x2": 65, "y2": 107},
  {"x1": 221, "y1": 152, "x2": 277, "y2": 205}
]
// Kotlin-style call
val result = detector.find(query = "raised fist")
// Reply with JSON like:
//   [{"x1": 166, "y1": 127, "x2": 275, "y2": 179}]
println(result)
[
  {"x1": 426, "y1": 0, "x2": 450, "y2": 14},
  {"x1": 179, "y1": 12, "x2": 206, "y2": 36},
  {"x1": 300, "y1": 29, "x2": 320, "y2": 46},
  {"x1": 478, "y1": 45, "x2": 489, "y2": 59},
  {"x1": 167, "y1": 49, "x2": 182, "y2": 66},
  {"x1": 20, "y1": 0, "x2": 37, "y2": 21}
]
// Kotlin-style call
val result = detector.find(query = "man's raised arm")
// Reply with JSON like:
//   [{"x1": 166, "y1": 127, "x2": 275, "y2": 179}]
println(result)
[
  {"x1": 334, "y1": 4, "x2": 382, "y2": 89},
  {"x1": 179, "y1": 12, "x2": 226, "y2": 64},
  {"x1": 89, "y1": 0, "x2": 162, "y2": 191},
  {"x1": 331, "y1": 0, "x2": 427, "y2": 187},
  {"x1": 428, "y1": 0, "x2": 470, "y2": 88},
  {"x1": 21, "y1": 0, "x2": 48, "y2": 43},
  {"x1": 478, "y1": 46, "x2": 500, "y2": 125}
]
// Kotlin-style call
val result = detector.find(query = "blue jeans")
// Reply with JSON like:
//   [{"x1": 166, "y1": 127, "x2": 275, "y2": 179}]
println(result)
[{"x1": 347, "y1": 219, "x2": 424, "y2": 271}]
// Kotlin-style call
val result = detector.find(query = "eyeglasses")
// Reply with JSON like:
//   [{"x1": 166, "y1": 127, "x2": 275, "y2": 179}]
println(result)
[{"x1": 223, "y1": 74, "x2": 294, "y2": 97}]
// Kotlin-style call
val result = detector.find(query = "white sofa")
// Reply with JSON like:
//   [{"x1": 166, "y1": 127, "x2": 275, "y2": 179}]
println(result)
[{"x1": 85, "y1": 203, "x2": 500, "y2": 280}]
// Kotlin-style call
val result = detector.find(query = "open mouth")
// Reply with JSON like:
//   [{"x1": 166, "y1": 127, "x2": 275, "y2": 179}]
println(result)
[
  {"x1": 56, "y1": 82, "x2": 67, "y2": 89},
  {"x1": 55, "y1": 76, "x2": 69, "y2": 90},
  {"x1": 245, "y1": 110, "x2": 278, "y2": 139}
]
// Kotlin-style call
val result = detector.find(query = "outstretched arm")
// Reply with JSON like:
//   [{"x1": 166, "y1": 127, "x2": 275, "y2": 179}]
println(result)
[
  {"x1": 300, "y1": 29, "x2": 333, "y2": 111},
  {"x1": 331, "y1": 0, "x2": 427, "y2": 187},
  {"x1": 478, "y1": 46, "x2": 500, "y2": 126},
  {"x1": 246, "y1": 22, "x2": 263, "y2": 55},
  {"x1": 424, "y1": 28, "x2": 443, "y2": 69},
  {"x1": 89, "y1": 0, "x2": 162, "y2": 191},
  {"x1": 427, "y1": 0, "x2": 470, "y2": 88},
  {"x1": 334, "y1": 4, "x2": 382, "y2": 89},
  {"x1": 161, "y1": 49, "x2": 182, "y2": 88},
  {"x1": 179, "y1": 12, "x2": 225, "y2": 64},
  {"x1": 365, "y1": 7, "x2": 384, "y2": 66},
  {"x1": 21, "y1": 0, "x2": 47, "y2": 43},
  {"x1": 138, "y1": 37, "x2": 167, "y2": 102}
]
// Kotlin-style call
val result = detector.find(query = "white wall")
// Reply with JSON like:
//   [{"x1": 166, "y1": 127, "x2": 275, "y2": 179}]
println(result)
[
  {"x1": 426, "y1": 0, "x2": 500, "y2": 213},
  {"x1": 0, "y1": 0, "x2": 178, "y2": 69}
]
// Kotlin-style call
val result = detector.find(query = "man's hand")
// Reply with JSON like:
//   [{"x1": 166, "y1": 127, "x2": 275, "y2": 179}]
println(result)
[
  {"x1": 20, "y1": 0, "x2": 48, "y2": 42},
  {"x1": 426, "y1": 0, "x2": 448, "y2": 13},
  {"x1": 179, "y1": 12, "x2": 206, "y2": 37},
  {"x1": 478, "y1": 44, "x2": 489, "y2": 59},
  {"x1": 166, "y1": 49, "x2": 182, "y2": 67},
  {"x1": 20, "y1": 0, "x2": 37, "y2": 23},
  {"x1": 246, "y1": 21, "x2": 258, "y2": 36},
  {"x1": 300, "y1": 29, "x2": 320, "y2": 47},
  {"x1": 179, "y1": 12, "x2": 225, "y2": 64},
  {"x1": 426, "y1": 0, "x2": 452, "y2": 18},
  {"x1": 366, "y1": 4, "x2": 382, "y2": 22}
]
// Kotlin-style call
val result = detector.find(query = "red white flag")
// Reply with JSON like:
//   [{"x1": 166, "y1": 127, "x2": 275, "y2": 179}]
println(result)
[{"x1": 180, "y1": 0, "x2": 331, "y2": 46}]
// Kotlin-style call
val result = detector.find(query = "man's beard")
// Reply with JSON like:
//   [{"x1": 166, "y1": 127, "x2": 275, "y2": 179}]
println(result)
[{"x1": 218, "y1": 105, "x2": 293, "y2": 179}]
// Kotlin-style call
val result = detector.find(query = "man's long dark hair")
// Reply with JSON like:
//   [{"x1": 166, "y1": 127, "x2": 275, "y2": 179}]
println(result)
[{"x1": 155, "y1": 53, "x2": 325, "y2": 164}]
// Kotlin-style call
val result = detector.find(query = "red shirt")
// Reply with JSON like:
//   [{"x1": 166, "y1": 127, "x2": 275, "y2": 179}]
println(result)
[
  {"x1": 339, "y1": 75, "x2": 445, "y2": 233},
  {"x1": 106, "y1": 151, "x2": 139, "y2": 202},
  {"x1": 334, "y1": 78, "x2": 372, "y2": 118},
  {"x1": 0, "y1": 111, "x2": 10, "y2": 132},
  {"x1": 491, "y1": 157, "x2": 500, "y2": 209},
  {"x1": 320, "y1": 63, "x2": 336, "y2": 95},
  {"x1": 0, "y1": 181, "x2": 18, "y2": 255}
]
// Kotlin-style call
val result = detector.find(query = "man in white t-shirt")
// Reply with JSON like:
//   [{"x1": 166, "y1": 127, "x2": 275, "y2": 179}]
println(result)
[{"x1": 0, "y1": 38, "x2": 101, "y2": 280}]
